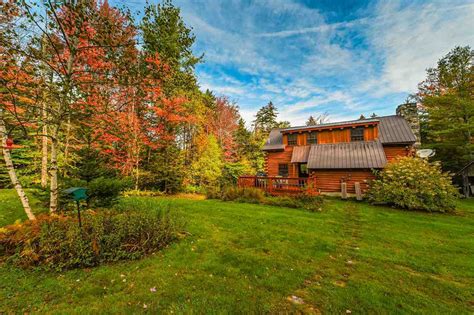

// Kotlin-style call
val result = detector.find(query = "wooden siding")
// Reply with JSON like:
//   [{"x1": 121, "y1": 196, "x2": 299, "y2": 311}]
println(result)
[
  {"x1": 383, "y1": 145, "x2": 410, "y2": 161},
  {"x1": 283, "y1": 125, "x2": 378, "y2": 145},
  {"x1": 311, "y1": 170, "x2": 375, "y2": 193},
  {"x1": 265, "y1": 147, "x2": 297, "y2": 177}
]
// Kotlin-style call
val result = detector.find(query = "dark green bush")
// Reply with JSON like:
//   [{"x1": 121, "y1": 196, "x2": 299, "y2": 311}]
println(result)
[
  {"x1": 0, "y1": 210, "x2": 183, "y2": 270},
  {"x1": 221, "y1": 187, "x2": 265, "y2": 203},
  {"x1": 87, "y1": 177, "x2": 132, "y2": 207},
  {"x1": 265, "y1": 194, "x2": 324, "y2": 212},
  {"x1": 367, "y1": 157, "x2": 459, "y2": 212},
  {"x1": 205, "y1": 186, "x2": 223, "y2": 200},
  {"x1": 217, "y1": 186, "x2": 323, "y2": 212}
]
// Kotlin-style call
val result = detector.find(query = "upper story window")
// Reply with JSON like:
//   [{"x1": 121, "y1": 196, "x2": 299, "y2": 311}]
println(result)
[
  {"x1": 307, "y1": 132, "x2": 318, "y2": 145},
  {"x1": 351, "y1": 127, "x2": 365, "y2": 141},
  {"x1": 287, "y1": 134, "x2": 297, "y2": 145}
]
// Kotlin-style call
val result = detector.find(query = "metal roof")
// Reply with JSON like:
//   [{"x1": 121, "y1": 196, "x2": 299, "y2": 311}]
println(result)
[
  {"x1": 307, "y1": 140, "x2": 387, "y2": 169},
  {"x1": 291, "y1": 146, "x2": 311, "y2": 163},
  {"x1": 377, "y1": 115, "x2": 417, "y2": 144},
  {"x1": 262, "y1": 129, "x2": 285, "y2": 151},
  {"x1": 262, "y1": 115, "x2": 416, "y2": 151}
]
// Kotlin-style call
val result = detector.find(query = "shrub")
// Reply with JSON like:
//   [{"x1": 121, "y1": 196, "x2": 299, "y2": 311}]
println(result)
[
  {"x1": 182, "y1": 185, "x2": 206, "y2": 195},
  {"x1": 0, "y1": 210, "x2": 183, "y2": 270},
  {"x1": 217, "y1": 186, "x2": 323, "y2": 212},
  {"x1": 367, "y1": 157, "x2": 459, "y2": 212},
  {"x1": 265, "y1": 194, "x2": 324, "y2": 212},
  {"x1": 221, "y1": 187, "x2": 265, "y2": 203},
  {"x1": 87, "y1": 177, "x2": 132, "y2": 207},
  {"x1": 123, "y1": 190, "x2": 164, "y2": 197},
  {"x1": 205, "y1": 186, "x2": 223, "y2": 200}
]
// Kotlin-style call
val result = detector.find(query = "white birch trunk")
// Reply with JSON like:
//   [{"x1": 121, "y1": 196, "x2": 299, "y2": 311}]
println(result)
[
  {"x1": 41, "y1": 115, "x2": 48, "y2": 188},
  {"x1": 0, "y1": 109, "x2": 36, "y2": 220},
  {"x1": 49, "y1": 127, "x2": 59, "y2": 213}
]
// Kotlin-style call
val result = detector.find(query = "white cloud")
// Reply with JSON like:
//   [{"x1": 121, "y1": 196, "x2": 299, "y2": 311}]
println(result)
[
  {"x1": 363, "y1": 1, "x2": 474, "y2": 94},
  {"x1": 175, "y1": 0, "x2": 474, "y2": 125}
]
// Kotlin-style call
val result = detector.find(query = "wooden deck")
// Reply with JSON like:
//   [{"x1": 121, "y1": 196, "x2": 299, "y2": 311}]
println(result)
[{"x1": 237, "y1": 176, "x2": 317, "y2": 196}]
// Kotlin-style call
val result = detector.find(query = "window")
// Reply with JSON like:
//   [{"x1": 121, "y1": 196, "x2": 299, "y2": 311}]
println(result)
[
  {"x1": 307, "y1": 132, "x2": 318, "y2": 144},
  {"x1": 287, "y1": 134, "x2": 297, "y2": 145},
  {"x1": 351, "y1": 127, "x2": 365, "y2": 141},
  {"x1": 278, "y1": 164, "x2": 289, "y2": 177}
]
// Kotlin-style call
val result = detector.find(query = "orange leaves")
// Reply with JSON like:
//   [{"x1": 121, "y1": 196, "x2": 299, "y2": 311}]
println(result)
[{"x1": 0, "y1": 48, "x2": 38, "y2": 123}]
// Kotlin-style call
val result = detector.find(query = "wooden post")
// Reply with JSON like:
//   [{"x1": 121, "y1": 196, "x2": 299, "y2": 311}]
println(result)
[
  {"x1": 341, "y1": 182, "x2": 347, "y2": 200},
  {"x1": 268, "y1": 177, "x2": 273, "y2": 194},
  {"x1": 355, "y1": 182, "x2": 362, "y2": 201},
  {"x1": 462, "y1": 174, "x2": 469, "y2": 197}
]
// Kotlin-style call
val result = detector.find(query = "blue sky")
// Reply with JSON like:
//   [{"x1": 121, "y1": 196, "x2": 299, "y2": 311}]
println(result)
[{"x1": 115, "y1": 0, "x2": 474, "y2": 126}]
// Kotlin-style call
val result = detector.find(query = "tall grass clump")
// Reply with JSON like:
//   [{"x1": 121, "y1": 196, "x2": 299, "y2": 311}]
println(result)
[
  {"x1": 220, "y1": 187, "x2": 265, "y2": 203},
  {"x1": 0, "y1": 209, "x2": 183, "y2": 271}
]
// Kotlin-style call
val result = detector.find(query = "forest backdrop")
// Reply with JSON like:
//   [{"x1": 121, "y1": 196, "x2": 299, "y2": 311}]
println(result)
[{"x1": 1, "y1": 0, "x2": 472, "y2": 217}]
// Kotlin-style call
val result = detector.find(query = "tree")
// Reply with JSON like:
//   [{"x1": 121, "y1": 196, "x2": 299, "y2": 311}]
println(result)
[
  {"x1": 306, "y1": 115, "x2": 317, "y2": 126},
  {"x1": 0, "y1": 2, "x2": 36, "y2": 220},
  {"x1": 416, "y1": 46, "x2": 473, "y2": 171},
  {"x1": 253, "y1": 101, "x2": 279, "y2": 133},
  {"x1": 141, "y1": 0, "x2": 202, "y2": 95},
  {"x1": 190, "y1": 135, "x2": 223, "y2": 187},
  {"x1": 208, "y1": 97, "x2": 240, "y2": 161},
  {"x1": 306, "y1": 113, "x2": 329, "y2": 126}
]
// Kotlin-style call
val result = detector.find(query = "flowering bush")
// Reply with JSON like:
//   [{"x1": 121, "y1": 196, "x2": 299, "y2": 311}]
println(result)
[{"x1": 367, "y1": 157, "x2": 459, "y2": 212}]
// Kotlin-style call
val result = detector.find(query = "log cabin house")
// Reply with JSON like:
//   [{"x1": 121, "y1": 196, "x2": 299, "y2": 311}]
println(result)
[{"x1": 238, "y1": 104, "x2": 420, "y2": 196}]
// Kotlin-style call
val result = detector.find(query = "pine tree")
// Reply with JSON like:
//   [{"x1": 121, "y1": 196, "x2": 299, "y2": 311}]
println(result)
[
  {"x1": 253, "y1": 101, "x2": 278, "y2": 133},
  {"x1": 306, "y1": 116, "x2": 317, "y2": 126},
  {"x1": 141, "y1": 0, "x2": 202, "y2": 94}
]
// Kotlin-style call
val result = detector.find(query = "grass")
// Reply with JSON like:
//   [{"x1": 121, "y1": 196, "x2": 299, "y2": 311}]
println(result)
[{"x1": 1, "y1": 189, "x2": 473, "y2": 313}]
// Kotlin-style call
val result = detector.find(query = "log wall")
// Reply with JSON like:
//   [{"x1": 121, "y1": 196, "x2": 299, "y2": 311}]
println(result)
[
  {"x1": 310, "y1": 170, "x2": 375, "y2": 193},
  {"x1": 265, "y1": 147, "x2": 297, "y2": 177},
  {"x1": 282, "y1": 125, "x2": 378, "y2": 145},
  {"x1": 383, "y1": 145, "x2": 411, "y2": 161}
]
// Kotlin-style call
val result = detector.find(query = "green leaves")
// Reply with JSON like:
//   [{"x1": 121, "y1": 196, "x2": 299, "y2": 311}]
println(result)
[
  {"x1": 417, "y1": 46, "x2": 473, "y2": 172},
  {"x1": 367, "y1": 157, "x2": 459, "y2": 212}
]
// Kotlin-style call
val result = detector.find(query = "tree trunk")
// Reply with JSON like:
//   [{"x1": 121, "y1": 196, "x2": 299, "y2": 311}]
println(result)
[
  {"x1": 63, "y1": 115, "x2": 72, "y2": 177},
  {"x1": 0, "y1": 109, "x2": 36, "y2": 220},
  {"x1": 40, "y1": 36, "x2": 49, "y2": 189},
  {"x1": 49, "y1": 127, "x2": 59, "y2": 213},
  {"x1": 41, "y1": 110, "x2": 48, "y2": 188}
]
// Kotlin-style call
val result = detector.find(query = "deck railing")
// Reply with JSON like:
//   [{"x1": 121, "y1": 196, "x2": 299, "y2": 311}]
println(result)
[{"x1": 237, "y1": 176, "x2": 317, "y2": 195}]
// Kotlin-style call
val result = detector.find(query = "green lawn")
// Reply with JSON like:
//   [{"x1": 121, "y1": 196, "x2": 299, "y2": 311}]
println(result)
[{"x1": 1, "y1": 189, "x2": 473, "y2": 313}]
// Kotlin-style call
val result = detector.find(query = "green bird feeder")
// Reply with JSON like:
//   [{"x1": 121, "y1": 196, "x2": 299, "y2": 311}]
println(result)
[{"x1": 63, "y1": 187, "x2": 88, "y2": 228}]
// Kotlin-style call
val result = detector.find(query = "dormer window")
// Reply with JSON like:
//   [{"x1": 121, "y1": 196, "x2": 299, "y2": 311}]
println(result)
[
  {"x1": 351, "y1": 127, "x2": 365, "y2": 141},
  {"x1": 287, "y1": 134, "x2": 297, "y2": 145},
  {"x1": 307, "y1": 132, "x2": 318, "y2": 145}
]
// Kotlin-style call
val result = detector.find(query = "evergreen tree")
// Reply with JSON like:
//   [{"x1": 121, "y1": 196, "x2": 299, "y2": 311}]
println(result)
[
  {"x1": 141, "y1": 0, "x2": 203, "y2": 94},
  {"x1": 235, "y1": 118, "x2": 251, "y2": 159},
  {"x1": 253, "y1": 101, "x2": 278, "y2": 133},
  {"x1": 306, "y1": 116, "x2": 317, "y2": 126}
]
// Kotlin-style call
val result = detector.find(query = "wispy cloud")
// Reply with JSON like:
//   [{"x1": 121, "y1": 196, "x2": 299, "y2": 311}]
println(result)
[{"x1": 112, "y1": 0, "x2": 474, "y2": 126}]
